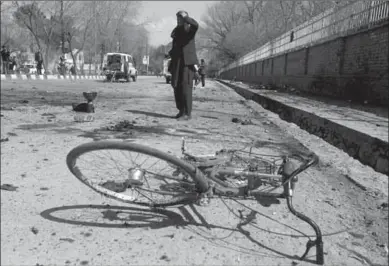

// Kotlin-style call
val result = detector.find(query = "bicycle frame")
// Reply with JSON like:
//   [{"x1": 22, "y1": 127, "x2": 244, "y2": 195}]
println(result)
[{"x1": 180, "y1": 140, "x2": 323, "y2": 265}]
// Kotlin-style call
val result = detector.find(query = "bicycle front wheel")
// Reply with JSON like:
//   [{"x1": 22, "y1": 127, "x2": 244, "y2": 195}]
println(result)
[{"x1": 66, "y1": 141, "x2": 209, "y2": 207}]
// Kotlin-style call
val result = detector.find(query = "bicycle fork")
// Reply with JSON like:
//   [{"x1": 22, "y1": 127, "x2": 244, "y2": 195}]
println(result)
[{"x1": 284, "y1": 179, "x2": 324, "y2": 265}]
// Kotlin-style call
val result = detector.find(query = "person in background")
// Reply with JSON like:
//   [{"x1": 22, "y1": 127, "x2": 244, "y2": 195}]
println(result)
[
  {"x1": 199, "y1": 59, "x2": 206, "y2": 87},
  {"x1": 35, "y1": 49, "x2": 43, "y2": 75},
  {"x1": 168, "y1": 10, "x2": 199, "y2": 121},
  {"x1": 1, "y1": 45, "x2": 10, "y2": 74},
  {"x1": 9, "y1": 56, "x2": 17, "y2": 73},
  {"x1": 37, "y1": 60, "x2": 43, "y2": 75}
]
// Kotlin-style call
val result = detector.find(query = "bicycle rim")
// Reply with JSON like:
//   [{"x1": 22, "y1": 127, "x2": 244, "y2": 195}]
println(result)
[{"x1": 66, "y1": 141, "x2": 209, "y2": 207}]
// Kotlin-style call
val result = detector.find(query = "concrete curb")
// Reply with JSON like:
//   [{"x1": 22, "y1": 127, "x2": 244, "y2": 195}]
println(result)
[
  {"x1": 217, "y1": 79, "x2": 388, "y2": 176},
  {"x1": 0, "y1": 74, "x2": 105, "y2": 81}
]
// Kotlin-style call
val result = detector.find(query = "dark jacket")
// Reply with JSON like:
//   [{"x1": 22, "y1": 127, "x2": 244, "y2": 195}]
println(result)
[
  {"x1": 1, "y1": 48, "x2": 10, "y2": 61},
  {"x1": 168, "y1": 16, "x2": 199, "y2": 66},
  {"x1": 199, "y1": 63, "x2": 206, "y2": 75}
]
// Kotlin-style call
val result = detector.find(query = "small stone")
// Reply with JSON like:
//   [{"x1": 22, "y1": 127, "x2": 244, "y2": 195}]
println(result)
[
  {"x1": 160, "y1": 255, "x2": 170, "y2": 261},
  {"x1": 31, "y1": 227, "x2": 39, "y2": 235}
]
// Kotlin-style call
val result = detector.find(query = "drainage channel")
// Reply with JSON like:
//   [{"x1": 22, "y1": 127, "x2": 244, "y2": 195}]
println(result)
[{"x1": 217, "y1": 80, "x2": 388, "y2": 176}]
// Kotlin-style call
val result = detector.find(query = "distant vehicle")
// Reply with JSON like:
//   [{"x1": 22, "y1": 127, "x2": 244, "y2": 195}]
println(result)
[
  {"x1": 20, "y1": 63, "x2": 45, "y2": 74},
  {"x1": 102, "y1": 53, "x2": 138, "y2": 82},
  {"x1": 162, "y1": 58, "x2": 171, "y2": 84}
]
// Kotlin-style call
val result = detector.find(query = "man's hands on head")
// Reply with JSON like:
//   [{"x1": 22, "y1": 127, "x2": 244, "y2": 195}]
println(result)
[{"x1": 176, "y1": 10, "x2": 188, "y2": 18}]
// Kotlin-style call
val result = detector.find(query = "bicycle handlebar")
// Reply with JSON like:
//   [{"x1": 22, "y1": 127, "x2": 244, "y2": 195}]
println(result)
[{"x1": 285, "y1": 152, "x2": 319, "y2": 179}]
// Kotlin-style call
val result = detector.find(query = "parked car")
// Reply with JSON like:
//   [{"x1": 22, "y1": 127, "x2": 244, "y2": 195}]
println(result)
[
  {"x1": 20, "y1": 63, "x2": 37, "y2": 74},
  {"x1": 102, "y1": 53, "x2": 138, "y2": 82},
  {"x1": 163, "y1": 58, "x2": 171, "y2": 84},
  {"x1": 19, "y1": 62, "x2": 45, "y2": 75}
]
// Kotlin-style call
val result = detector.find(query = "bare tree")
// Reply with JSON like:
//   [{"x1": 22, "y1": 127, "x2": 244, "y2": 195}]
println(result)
[
  {"x1": 12, "y1": 1, "x2": 64, "y2": 71},
  {"x1": 201, "y1": 1, "x2": 346, "y2": 66}
]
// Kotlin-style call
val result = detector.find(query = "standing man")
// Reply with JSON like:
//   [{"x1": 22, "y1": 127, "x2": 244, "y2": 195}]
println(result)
[
  {"x1": 168, "y1": 10, "x2": 199, "y2": 121},
  {"x1": 35, "y1": 49, "x2": 44, "y2": 75},
  {"x1": 1, "y1": 45, "x2": 10, "y2": 74},
  {"x1": 199, "y1": 59, "x2": 206, "y2": 87}
]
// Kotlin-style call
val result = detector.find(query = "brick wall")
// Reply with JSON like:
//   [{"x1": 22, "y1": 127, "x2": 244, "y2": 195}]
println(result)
[{"x1": 220, "y1": 23, "x2": 389, "y2": 105}]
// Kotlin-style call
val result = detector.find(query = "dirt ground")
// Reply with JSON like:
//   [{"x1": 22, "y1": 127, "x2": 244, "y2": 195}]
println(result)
[{"x1": 1, "y1": 77, "x2": 388, "y2": 266}]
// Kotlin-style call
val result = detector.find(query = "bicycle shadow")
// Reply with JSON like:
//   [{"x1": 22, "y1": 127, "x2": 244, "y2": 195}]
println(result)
[
  {"x1": 40, "y1": 202, "x2": 340, "y2": 264},
  {"x1": 40, "y1": 204, "x2": 188, "y2": 229}
]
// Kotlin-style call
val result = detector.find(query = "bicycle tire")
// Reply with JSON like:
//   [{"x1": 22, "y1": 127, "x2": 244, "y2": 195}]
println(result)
[{"x1": 66, "y1": 141, "x2": 209, "y2": 207}]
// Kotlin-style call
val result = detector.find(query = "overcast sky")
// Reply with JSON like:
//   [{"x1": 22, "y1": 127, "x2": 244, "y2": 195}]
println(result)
[{"x1": 139, "y1": 1, "x2": 216, "y2": 47}]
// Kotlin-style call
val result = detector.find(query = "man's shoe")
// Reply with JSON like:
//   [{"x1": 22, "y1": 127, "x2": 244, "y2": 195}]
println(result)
[
  {"x1": 177, "y1": 115, "x2": 191, "y2": 121},
  {"x1": 175, "y1": 112, "x2": 184, "y2": 119}
]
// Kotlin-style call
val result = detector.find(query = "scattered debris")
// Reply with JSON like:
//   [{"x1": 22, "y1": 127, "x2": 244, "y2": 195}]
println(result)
[
  {"x1": 1, "y1": 137, "x2": 9, "y2": 142},
  {"x1": 31, "y1": 227, "x2": 39, "y2": 235},
  {"x1": 323, "y1": 198, "x2": 338, "y2": 208},
  {"x1": 0, "y1": 184, "x2": 18, "y2": 191},
  {"x1": 74, "y1": 114, "x2": 94, "y2": 123},
  {"x1": 378, "y1": 202, "x2": 388, "y2": 209},
  {"x1": 59, "y1": 238, "x2": 75, "y2": 243},
  {"x1": 42, "y1": 113, "x2": 56, "y2": 118},
  {"x1": 348, "y1": 231, "x2": 365, "y2": 239},
  {"x1": 1, "y1": 106, "x2": 15, "y2": 111},
  {"x1": 231, "y1": 117, "x2": 253, "y2": 125},
  {"x1": 106, "y1": 120, "x2": 135, "y2": 131},
  {"x1": 81, "y1": 232, "x2": 92, "y2": 237},
  {"x1": 160, "y1": 255, "x2": 170, "y2": 262}
]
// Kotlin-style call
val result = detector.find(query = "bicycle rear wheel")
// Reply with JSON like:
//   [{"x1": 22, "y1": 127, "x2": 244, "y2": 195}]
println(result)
[{"x1": 66, "y1": 141, "x2": 209, "y2": 207}]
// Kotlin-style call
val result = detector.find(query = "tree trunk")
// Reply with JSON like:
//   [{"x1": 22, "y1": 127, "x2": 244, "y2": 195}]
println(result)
[{"x1": 44, "y1": 46, "x2": 50, "y2": 73}]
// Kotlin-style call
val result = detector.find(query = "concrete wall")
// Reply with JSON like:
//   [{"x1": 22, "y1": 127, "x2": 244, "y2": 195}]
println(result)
[
  {"x1": 220, "y1": 23, "x2": 389, "y2": 105},
  {"x1": 219, "y1": 80, "x2": 389, "y2": 176}
]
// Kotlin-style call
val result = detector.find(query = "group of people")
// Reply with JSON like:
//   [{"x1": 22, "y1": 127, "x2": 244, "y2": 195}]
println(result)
[
  {"x1": 167, "y1": 10, "x2": 207, "y2": 121},
  {"x1": 1, "y1": 45, "x2": 45, "y2": 75}
]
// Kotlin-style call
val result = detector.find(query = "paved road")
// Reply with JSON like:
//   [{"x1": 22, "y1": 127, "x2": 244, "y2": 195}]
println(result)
[{"x1": 1, "y1": 77, "x2": 388, "y2": 265}]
